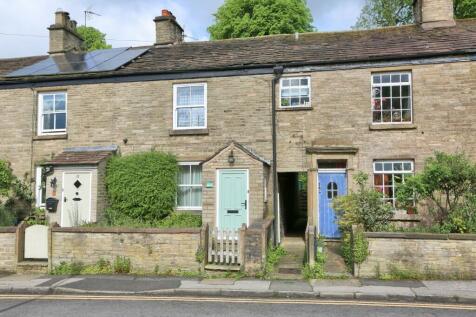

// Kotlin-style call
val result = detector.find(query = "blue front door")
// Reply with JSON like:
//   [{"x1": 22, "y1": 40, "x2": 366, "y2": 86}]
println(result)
[{"x1": 318, "y1": 172, "x2": 347, "y2": 238}]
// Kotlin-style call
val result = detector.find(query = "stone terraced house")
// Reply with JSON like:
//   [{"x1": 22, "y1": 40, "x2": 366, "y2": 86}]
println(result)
[{"x1": 0, "y1": 0, "x2": 475, "y2": 243}]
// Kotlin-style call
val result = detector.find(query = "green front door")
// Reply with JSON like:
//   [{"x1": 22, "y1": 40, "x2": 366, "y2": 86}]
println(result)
[{"x1": 218, "y1": 169, "x2": 248, "y2": 230}]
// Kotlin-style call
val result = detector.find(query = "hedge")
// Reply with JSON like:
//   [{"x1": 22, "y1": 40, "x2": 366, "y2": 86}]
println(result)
[{"x1": 105, "y1": 152, "x2": 178, "y2": 223}]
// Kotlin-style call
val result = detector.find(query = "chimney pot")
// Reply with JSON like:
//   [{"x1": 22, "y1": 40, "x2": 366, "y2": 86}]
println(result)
[{"x1": 162, "y1": 9, "x2": 172, "y2": 17}]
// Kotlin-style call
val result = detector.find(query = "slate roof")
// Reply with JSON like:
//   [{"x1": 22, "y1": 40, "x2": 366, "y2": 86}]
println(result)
[
  {"x1": 1, "y1": 20, "x2": 475, "y2": 84},
  {"x1": 47, "y1": 151, "x2": 113, "y2": 166}
]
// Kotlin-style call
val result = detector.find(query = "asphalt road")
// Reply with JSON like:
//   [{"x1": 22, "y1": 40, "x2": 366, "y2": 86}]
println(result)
[{"x1": 0, "y1": 295, "x2": 475, "y2": 317}]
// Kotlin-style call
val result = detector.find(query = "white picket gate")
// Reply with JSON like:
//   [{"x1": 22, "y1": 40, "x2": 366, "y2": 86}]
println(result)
[{"x1": 208, "y1": 227, "x2": 241, "y2": 266}]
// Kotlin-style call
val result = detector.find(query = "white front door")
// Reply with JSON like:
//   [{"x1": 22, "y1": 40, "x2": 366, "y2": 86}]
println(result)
[{"x1": 61, "y1": 171, "x2": 92, "y2": 227}]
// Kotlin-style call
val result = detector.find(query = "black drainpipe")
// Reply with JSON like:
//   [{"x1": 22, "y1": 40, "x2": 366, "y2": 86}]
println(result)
[{"x1": 272, "y1": 65, "x2": 284, "y2": 245}]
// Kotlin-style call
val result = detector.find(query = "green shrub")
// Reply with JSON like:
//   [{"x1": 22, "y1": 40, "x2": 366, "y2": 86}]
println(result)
[
  {"x1": 113, "y1": 256, "x2": 131, "y2": 274},
  {"x1": 25, "y1": 208, "x2": 48, "y2": 226},
  {"x1": 334, "y1": 172, "x2": 394, "y2": 232},
  {"x1": 257, "y1": 246, "x2": 286, "y2": 279},
  {"x1": 0, "y1": 160, "x2": 13, "y2": 196},
  {"x1": 397, "y1": 152, "x2": 476, "y2": 230},
  {"x1": 0, "y1": 205, "x2": 15, "y2": 227},
  {"x1": 157, "y1": 213, "x2": 202, "y2": 228},
  {"x1": 81, "y1": 258, "x2": 113, "y2": 274},
  {"x1": 302, "y1": 247, "x2": 326, "y2": 279},
  {"x1": 106, "y1": 152, "x2": 178, "y2": 224},
  {"x1": 341, "y1": 229, "x2": 369, "y2": 271},
  {"x1": 51, "y1": 261, "x2": 84, "y2": 275}
]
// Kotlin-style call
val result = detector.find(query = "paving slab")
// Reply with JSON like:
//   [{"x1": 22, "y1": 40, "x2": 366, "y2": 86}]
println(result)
[
  {"x1": 58, "y1": 277, "x2": 180, "y2": 292},
  {"x1": 201, "y1": 279, "x2": 235, "y2": 285},
  {"x1": 311, "y1": 279, "x2": 361, "y2": 287},
  {"x1": 233, "y1": 280, "x2": 271, "y2": 290},
  {"x1": 362, "y1": 279, "x2": 424, "y2": 288},
  {"x1": 270, "y1": 280, "x2": 312, "y2": 292},
  {"x1": 422, "y1": 280, "x2": 476, "y2": 291}
]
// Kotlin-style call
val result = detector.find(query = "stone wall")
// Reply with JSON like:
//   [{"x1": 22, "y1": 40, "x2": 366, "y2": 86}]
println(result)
[
  {"x1": 0, "y1": 228, "x2": 17, "y2": 272},
  {"x1": 357, "y1": 232, "x2": 476, "y2": 278},
  {"x1": 50, "y1": 227, "x2": 202, "y2": 272}
]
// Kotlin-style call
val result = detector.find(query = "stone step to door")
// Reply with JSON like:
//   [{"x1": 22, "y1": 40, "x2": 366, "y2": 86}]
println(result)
[
  {"x1": 16, "y1": 260, "x2": 48, "y2": 274},
  {"x1": 205, "y1": 264, "x2": 241, "y2": 272}
]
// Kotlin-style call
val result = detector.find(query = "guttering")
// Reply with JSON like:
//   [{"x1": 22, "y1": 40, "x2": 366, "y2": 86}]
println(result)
[{"x1": 271, "y1": 65, "x2": 284, "y2": 245}]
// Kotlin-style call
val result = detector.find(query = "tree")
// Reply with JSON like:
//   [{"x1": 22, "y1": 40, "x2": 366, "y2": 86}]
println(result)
[
  {"x1": 353, "y1": 0, "x2": 476, "y2": 30},
  {"x1": 397, "y1": 152, "x2": 476, "y2": 231},
  {"x1": 77, "y1": 26, "x2": 112, "y2": 51},
  {"x1": 208, "y1": 0, "x2": 314, "y2": 40}
]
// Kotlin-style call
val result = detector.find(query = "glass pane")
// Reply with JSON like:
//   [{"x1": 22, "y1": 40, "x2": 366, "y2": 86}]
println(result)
[
  {"x1": 190, "y1": 187, "x2": 202, "y2": 207},
  {"x1": 372, "y1": 87, "x2": 381, "y2": 98},
  {"x1": 401, "y1": 85, "x2": 410, "y2": 97},
  {"x1": 301, "y1": 97, "x2": 310, "y2": 105},
  {"x1": 191, "y1": 107, "x2": 205, "y2": 127},
  {"x1": 383, "y1": 111, "x2": 391, "y2": 122},
  {"x1": 402, "y1": 98, "x2": 410, "y2": 109},
  {"x1": 178, "y1": 165, "x2": 190, "y2": 185},
  {"x1": 290, "y1": 88, "x2": 299, "y2": 96},
  {"x1": 191, "y1": 165, "x2": 202, "y2": 184},
  {"x1": 281, "y1": 88, "x2": 290, "y2": 98},
  {"x1": 55, "y1": 94, "x2": 66, "y2": 111},
  {"x1": 177, "y1": 108, "x2": 191, "y2": 127},
  {"x1": 291, "y1": 98, "x2": 300, "y2": 106},
  {"x1": 382, "y1": 75, "x2": 391, "y2": 83},
  {"x1": 373, "y1": 75, "x2": 381, "y2": 84},
  {"x1": 300, "y1": 88, "x2": 309, "y2": 96},
  {"x1": 394, "y1": 174, "x2": 403, "y2": 184},
  {"x1": 177, "y1": 87, "x2": 190, "y2": 106},
  {"x1": 393, "y1": 162, "x2": 403, "y2": 171},
  {"x1": 401, "y1": 74, "x2": 409, "y2": 82},
  {"x1": 281, "y1": 98, "x2": 290, "y2": 107},
  {"x1": 43, "y1": 114, "x2": 54, "y2": 130},
  {"x1": 402, "y1": 110, "x2": 411, "y2": 122},
  {"x1": 55, "y1": 113, "x2": 66, "y2": 129},
  {"x1": 190, "y1": 86, "x2": 204, "y2": 105},
  {"x1": 391, "y1": 74, "x2": 400, "y2": 83},
  {"x1": 282, "y1": 79, "x2": 290, "y2": 87},
  {"x1": 384, "y1": 174, "x2": 393, "y2": 186},
  {"x1": 392, "y1": 98, "x2": 401, "y2": 109},
  {"x1": 300, "y1": 78, "x2": 308, "y2": 86},
  {"x1": 373, "y1": 98, "x2": 381, "y2": 110},
  {"x1": 42, "y1": 95, "x2": 54, "y2": 112},
  {"x1": 382, "y1": 86, "x2": 391, "y2": 98},
  {"x1": 374, "y1": 174, "x2": 383, "y2": 186},
  {"x1": 382, "y1": 99, "x2": 391, "y2": 110},
  {"x1": 383, "y1": 163, "x2": 392, "y2": 171},
  {"x1": 290, "y1": 79, "x2": 300, "y2": 86},
  {"x1": 392, "y1": 111, "x2": 401, "y2": 122},
  {"x1": 392, "y1": 86, "x2": 400, "y2": 97},
  {"x1": 375, "y1": 162, "x2": 383, "y2": 171},
  {"x1": 177, "y1": 186, "x2": 191, "y2": 207},
  {"x1": 403, "y1": 162, "x2": 412, "y2": 171}
]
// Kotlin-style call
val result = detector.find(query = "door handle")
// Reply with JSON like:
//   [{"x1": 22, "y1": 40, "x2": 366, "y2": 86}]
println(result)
[
  {"x1": 64, "y1": 197, "x2": 67, "y2": 203},
  {"x1": 241, "y1": 200, "x2": 247, "y2": 210}
]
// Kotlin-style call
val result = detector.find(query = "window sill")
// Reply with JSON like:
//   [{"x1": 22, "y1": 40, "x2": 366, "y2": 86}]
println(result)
[
  {"x1": 169, "y1": 128, "x2": 209, "y2": 136},
  {"x1": 33, "y1": 134, "x2": 68, "y2": 141},
  {"x1": 369, "y1": 123, "x2": 417, "y2": 131},
  {"x1": 276, "y1": 106, "x2": 313, "y2": 112}
]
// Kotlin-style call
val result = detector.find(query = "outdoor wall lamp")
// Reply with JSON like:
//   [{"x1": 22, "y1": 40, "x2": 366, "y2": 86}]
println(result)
[{"x1": 228, "y1": 150, "x2": 235, "y2": 164}]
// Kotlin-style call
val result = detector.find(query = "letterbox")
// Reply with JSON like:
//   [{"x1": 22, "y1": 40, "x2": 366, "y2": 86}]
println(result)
[{"x1": 45, "y1": 197, "x2": 59, "y2": 213}]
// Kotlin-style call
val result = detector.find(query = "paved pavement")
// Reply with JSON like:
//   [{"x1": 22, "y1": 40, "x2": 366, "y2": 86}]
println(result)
[{"x1": 0, "y1": 274, "x2": 475, "y2": 304}]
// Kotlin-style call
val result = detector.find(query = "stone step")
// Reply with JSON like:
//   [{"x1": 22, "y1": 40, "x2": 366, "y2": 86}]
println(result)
[
  {"x1": 17, "y1": 260, "x2": 48, "y2": 274},
  {"x1": 205, "y1": 264, "x2": 241, "y2": 272}
]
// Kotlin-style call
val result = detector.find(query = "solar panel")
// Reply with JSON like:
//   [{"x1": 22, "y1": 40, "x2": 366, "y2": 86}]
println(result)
[{"x1": 6, "y1": 47, "x2": 148, "y2": 77}]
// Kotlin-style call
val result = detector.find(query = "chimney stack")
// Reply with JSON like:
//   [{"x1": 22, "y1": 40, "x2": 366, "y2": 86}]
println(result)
[
  {"x1": 48, "y1": 11, "x2": 84, "y2": 54},
  {"x1": 153, "y1": 9, "x2": 184, "y2": 45},
  {"x1": 413, "y1": 0, "x2": 455, "y2": 29}
]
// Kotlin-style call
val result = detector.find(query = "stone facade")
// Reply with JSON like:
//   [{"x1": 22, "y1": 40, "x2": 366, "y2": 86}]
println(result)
[
  {"x1": 0, "y1": 228, "x2": 17, "y2": 272},
  {"x1": 50, "y1": 227, "x2": 202, "y2": 272},
  {"x1": 357, "y1": 233, "x2": 476, "y2": 278},
  {"x1": 0, "y1": 58, "x2": 475, "y2": 232}
]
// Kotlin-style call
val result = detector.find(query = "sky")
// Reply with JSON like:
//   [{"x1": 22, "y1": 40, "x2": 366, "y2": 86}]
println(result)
[{"x1": 0, "y1": 0, "x2": 366, "y2": 58}]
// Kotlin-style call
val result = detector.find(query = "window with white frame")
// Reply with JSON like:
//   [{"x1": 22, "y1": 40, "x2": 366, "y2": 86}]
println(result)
[
  {"x1": 177, "y1": 163, "x2": 202, "y2": 209},
  {"x1": 280, "y1": 77, "x2": 311, "y2": 108},
  {"x1": 373, "y1": 160, "x2": 414, "y2": 208},
  {"x1": 35, "y1": 166, "x2": 47, "y2": 208},
  {"x1": 38, "y1": 92, "x2": 67, "y2": 134},
  {"x1": 371, "y1": 72, "x2": 412, "y2": 124},
  {"x1": 173, "y1": 83, "x2": 207, "y2": 129}
]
